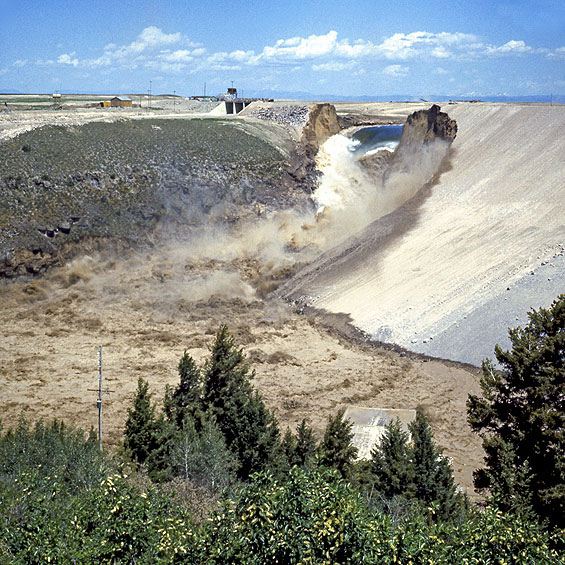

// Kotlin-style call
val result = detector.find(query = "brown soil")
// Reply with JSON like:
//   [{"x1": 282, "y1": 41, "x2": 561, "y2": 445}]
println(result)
[{"x1": 0, "y1": 236, "x2": 484, "y2": 498}]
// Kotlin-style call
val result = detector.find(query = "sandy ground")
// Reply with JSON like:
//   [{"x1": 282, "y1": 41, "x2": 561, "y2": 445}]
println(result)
[
  {"x1": 287, "y1": 103, "x2": 565, "y2": 365},
  {"x1": 0, "y1": 99, "x2": 500, "y2": 497},
  {"x1": 0, "y1": 237, "x2": 483, "y2": 495}
]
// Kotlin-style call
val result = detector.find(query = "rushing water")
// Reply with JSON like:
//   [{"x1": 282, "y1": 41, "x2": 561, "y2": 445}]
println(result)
[
  {"x1": 313, "y1": 125, "x2": 403, "y2": 233},
  {"x1": 348, "y1": 125, "x2": 403, "y2": 156}
]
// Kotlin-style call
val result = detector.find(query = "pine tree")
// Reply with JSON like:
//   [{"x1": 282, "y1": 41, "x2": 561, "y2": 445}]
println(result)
[
  {"x1": 201, "y1": 325, "x2": 281, "y2": 480},
  {"x1": 145, "y1": 415, "x2": 177, "y2": 482},
  {"x1": 320, "y1": 409, "x2": 357, "y2": 477},
  {"x1": 295, "y1": 419, "x2": 318, "y2": 468},
  {"x1": 370, "y1": 419, "x2": 414, "y2": 499},
  {"x1": 281, "y1": 428, "x2": 298, "y2": 468},
  {"x1": 167, "y1": 351, "x2": 202, "y2": 429},
  {"x1": 123, "y1": 377, "x2": 159, "y2": 467},
  {"x1": 409, "y1": 411, "x2": 466, "y2": 521},
  {"x1": 467, "y1": 294, "x2": 565, "y2": 527}
]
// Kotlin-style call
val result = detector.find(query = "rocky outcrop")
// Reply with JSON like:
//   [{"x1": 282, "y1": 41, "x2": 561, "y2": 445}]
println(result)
[
  {"x1": 359, "y1": 104, "x2": 456, "y2": 187},
  {"x1": 395, "y1": 104, "x2": 457, "y2": 155},
  {"x1": 285, "y1": 103, "x2": 340, "y2": 189}
]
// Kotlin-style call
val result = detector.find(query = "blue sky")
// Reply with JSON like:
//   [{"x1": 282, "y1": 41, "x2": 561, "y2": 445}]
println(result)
[{"x1": 1, "y1": 0, "x2": 564, "y2": 97}]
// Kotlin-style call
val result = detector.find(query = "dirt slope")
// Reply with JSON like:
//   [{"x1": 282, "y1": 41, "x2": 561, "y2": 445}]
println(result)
[{"x1": 285, "y1": 103, "x2": 565, "y2": 365}]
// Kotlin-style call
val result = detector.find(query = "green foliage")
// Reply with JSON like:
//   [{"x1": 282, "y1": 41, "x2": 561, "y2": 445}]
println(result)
[
  {"x1": 319, "y1": 409, "x2": 357, "y2": 477},
  {"x1": 0, "y1": 470, "x2": 199, "y2": 564},
  {"x1": 171, "y1": 415, "x2": 235, "y2": 493},
  {"x1": 166, "y1": 351, "x2": 203, "y2": 428},
  {"x1": 282, "y1": 419, "x2": 319, "y2": 471},
  {"x1": 281, "y1": 427, "x2": 298, "y2": 468},
  {"x1": 370, "y1": 414, "x2": 468, "y2": 524},
  {"x1": 201, "y1": 466, "x2": 391, "y2": 564},
  {"x1": 0, "y1": 416, "x2": 106, "y2": 493},
  {"x1": 409, "y1": 411, "x2": 468, "y2": 522},
  {"x1": 1, "y1": 417, "x2": 562, "y2": 563},
  {"x1": 200, "y1": 467, "x2": 563, "y2": 564},
  {"x1": 467, "y1": 294, "x2": 565, "y2": 527},
  {"x1": 123, "y1": 377, "x2": 160, "y2": 467},
  {"x1": 371, "y1": 419, "x2": 415, "y2": 499},
  {"x1": 201, "y1": 324, "x2": 282, "y2": 480},
  {"x1": 145, "y1": 415, "x2": 178, "y2": 483},
  {"x1": 295, "y1": 418, "x2": 319, "y2": 468}
]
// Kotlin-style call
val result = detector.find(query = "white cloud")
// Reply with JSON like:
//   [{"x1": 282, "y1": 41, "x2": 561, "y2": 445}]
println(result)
[
  {"x1": 29, "y1": 25, "x2": 556, "y2": 83},
  {"x1": 312, "y1": 61, "x2": 357, "y2": 72},
  {"x1": 57, "y1": 53, "x2": 79, "y2": 67},
  {"x1": 434, "y1": 67, "x2": 449, "y2": 75},
  {"x1": 229, "y1": 49, "x2": 255, "y2": 62},
  {"x1": 161, "y1": 49, "x2": 194, "y2": 63},
  {"x1": 377, "y1": 31, "x2": 478, "y2": 60},
  {"x1": 13, "y1": 59, "x2": 28, "y2": 67},
  {"x1": 548, "y1": 46, "x2": 565, "y2": 59},
  {"x1": 383, "y1": 64, "x2": 409, "y2": 77},
  {"x1": 261, "y1": 30, "x2": 339, "y2": 60},
  {"x1": 486, "y1": 39, "x2": 532, "y2": 54}
]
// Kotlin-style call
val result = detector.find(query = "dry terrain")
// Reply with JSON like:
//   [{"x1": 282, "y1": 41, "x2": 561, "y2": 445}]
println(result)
[{"x1": 0, "y1": 97, "x2": 519, "y2": 498}]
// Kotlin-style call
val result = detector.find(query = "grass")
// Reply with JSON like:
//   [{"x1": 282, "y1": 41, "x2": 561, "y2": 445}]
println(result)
[{"x1": 0, "y1": 118, "x2": 291, "y2": 268}]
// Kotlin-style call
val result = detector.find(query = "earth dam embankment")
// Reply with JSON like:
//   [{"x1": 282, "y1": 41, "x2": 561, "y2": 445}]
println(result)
[{"x1": 282, "y1": 103, "x2": 565, "y2": 366}]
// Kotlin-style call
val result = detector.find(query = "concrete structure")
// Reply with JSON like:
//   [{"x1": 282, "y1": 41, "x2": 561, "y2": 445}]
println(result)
[
  {"x1": 343, "y1": 406, "x2": 416, "y2": 460},
  {"x1": 110, "y1": 96, "x2": 132, "y2": 108},
  {"x1": 225, "y1": 98, "x2": 257, "y2": 115}
]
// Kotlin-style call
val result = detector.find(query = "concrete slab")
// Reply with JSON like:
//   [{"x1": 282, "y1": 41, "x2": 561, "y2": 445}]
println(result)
[{"x1": 343, "y1": 406, "x2": 416, "y2": 460}]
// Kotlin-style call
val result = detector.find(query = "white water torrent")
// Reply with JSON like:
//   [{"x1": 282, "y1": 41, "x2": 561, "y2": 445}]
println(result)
[{"x1": 313, "y1": 132, "x2": 396, "y2": 241}]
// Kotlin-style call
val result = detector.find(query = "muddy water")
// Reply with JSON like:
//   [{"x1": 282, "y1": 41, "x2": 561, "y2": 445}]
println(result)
[{"x1": 0, "y1": 113, "x2": 485, "y2": 494}]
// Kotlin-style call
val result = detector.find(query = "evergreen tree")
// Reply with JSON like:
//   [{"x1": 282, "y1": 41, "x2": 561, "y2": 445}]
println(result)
[
  {"x1": 166, "y1": 351, "x2": 202, "y2": 429},
  {"x1": 145, "y1": 415, "x2": 177, "y2": 482},
  {"x1": 370, "y1": 419, "x2": 414, "y2": 499},
  {"x1": 409, "y1": 411, "x2": 467, "y2": 521},
  {"x1": 319, "y1": 409, "x2": 357, "y2": 477},
  {"x1": 201, "y1": 324, "x2": 281, "y2": 479},
  {"x1": 467, "y1": 294, "x2": 565, "y2": 527},
  {"x1": 295, "y1": 418, "x2": 318, "y2": 468},
  {"x1": 281, "y1": 428, "x2": 298, "y2": 468},
  {"x1": 123, "y1": 377, "x2": 160, "y2": 467}
]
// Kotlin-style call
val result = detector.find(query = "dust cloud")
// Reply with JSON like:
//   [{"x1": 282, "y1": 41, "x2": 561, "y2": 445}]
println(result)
[{"x1": 312, "y1": 132, "x2": 452, "y2": 248}]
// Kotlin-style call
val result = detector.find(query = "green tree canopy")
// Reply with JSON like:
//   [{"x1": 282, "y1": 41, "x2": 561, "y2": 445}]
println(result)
[
  {"x1": 319, "y1": 409, "x2": 357, "y2": 477},
  {"x1": 467, "y1": 294, "x2": 565, "y2": 528},
  {"x1": 201, "y1": 324, "x2": 282, "y2": 479},
  {"x1": 123, "y1": 377, "x2": 160, "y2": 467},
  {"x1": 371, "y1": 418, "x2": 415, "y2": 500},
  {"x1": 165, "y1": 351, "x2": 202, "y2": 429}
]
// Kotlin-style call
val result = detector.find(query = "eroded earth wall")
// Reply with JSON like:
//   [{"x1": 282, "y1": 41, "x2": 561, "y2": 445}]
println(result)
[{"x1": 284, "y1": 103, "x2": 565, "y2": 365}]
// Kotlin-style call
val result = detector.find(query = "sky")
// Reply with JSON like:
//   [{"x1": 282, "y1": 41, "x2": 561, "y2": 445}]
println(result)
[{"x1": 1, "y1": 0, "x2": 564, "y2": 98}]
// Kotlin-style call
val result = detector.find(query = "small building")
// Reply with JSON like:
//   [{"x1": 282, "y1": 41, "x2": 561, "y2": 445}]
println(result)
[
  {"x1": 99, "y1": 100, "x2": 111, "y2": 108},
  {"x1": 110, "y1": 96, "x2": 132, "y2": 108},
  {"x1": 52, "y1": 93, "x2": 62, "y2": 103},
  {"x1": 227, "y1": 87, "x2": 237, "y2": 98}
]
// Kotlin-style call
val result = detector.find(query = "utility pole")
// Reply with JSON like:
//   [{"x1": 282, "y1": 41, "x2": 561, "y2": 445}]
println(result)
[
  {"x1": 149, "y1": 80, "x2": 152, "y2": 110},
  {"x1": 173, "y1": 90, "x2": 176, "y2": 112},
  {"x1": 87, "y1": 346, "x2": 114, "y2": 451},
  {"x1": 204, "y1": 81, "x2": 206, "y2": 97}
]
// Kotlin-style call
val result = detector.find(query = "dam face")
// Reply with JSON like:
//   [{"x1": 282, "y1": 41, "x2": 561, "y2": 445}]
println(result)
[{"x1": 290, "y1": 103, "x2": 565, "y2": 366}]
